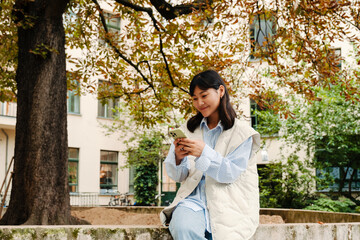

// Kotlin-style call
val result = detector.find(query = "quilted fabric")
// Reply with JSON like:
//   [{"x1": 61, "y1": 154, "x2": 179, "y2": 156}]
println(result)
[{"x1": 160, "y1": 119, "x2": 261, "y2": 240}]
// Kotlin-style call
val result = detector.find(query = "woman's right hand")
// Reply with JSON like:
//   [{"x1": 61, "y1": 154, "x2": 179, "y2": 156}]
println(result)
[{"x1": 174, "y1": 138, "x2": 189, "y2": 165}]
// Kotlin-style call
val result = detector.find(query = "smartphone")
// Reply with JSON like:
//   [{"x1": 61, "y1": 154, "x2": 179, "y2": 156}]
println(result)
[{"x1": 169, "y1": 128, "x2": 187, "y2": 139}]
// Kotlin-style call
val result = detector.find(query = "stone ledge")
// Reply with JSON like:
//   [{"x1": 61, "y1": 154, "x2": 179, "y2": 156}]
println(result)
[
  {"x1": 0, "y1": 225, "x2": 172, "y2": 240},
  {"x1": 260, "y1": 208, "x2": 360, "y2": 223},
  {"x1": 70, "y1": 207, "x2": 360, "y2": 224},
  {"x1": 252, "y1": 223, "x2": 360, "y2": 240},
  {"x1": 0, "y1": 223, "x2": 360, "y2": 240},
  {"x1": 0, "y1": 223, "x2": 359, "y2": 240}
]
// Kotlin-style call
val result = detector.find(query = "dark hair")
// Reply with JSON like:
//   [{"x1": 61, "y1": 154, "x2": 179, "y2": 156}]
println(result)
[{"x1": 187, "y1": 69, "x2": 237, "y2": 132}]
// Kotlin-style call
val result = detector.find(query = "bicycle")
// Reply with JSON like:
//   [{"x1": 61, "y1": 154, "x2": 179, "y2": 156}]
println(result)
[
  {"x1": 108, "y1": 194, "x2": 120, "y2": 206},
  {"x1": 151, "y1": 193, "x2": 165, "y2": 206},
  {"x1": 119, "y1": 192, "x2": 132, "y2": 206},
  {"x1": 108, "y1": 192, "x2": 132, "y2": 206}
]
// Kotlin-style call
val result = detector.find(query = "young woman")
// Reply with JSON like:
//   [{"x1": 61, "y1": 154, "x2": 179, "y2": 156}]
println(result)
[{"x1": 160, "y1": 70, "x2": 261, "y2": 240}]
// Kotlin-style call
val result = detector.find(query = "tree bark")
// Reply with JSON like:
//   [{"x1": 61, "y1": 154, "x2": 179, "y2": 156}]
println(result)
[{"x1": 0, "y1": 0, "x2": 80, "y2": 225}]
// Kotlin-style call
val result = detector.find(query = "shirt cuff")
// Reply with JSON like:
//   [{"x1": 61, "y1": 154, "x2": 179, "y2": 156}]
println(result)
[
  {"x1": 195, "y1": 144, "x2": 214, "y2": 172},
  {"x1": 178, "y1": 156, "x2": 188, "y2": 167}
]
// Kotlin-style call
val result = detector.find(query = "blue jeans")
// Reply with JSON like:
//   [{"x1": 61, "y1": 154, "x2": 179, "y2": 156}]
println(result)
[{"x1": 169, "y1": 206, "x2": 212, "y2": 240}]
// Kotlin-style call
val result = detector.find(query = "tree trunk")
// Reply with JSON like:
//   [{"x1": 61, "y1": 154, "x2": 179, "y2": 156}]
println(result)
[{"x1": 0, "y1": 0, "x2": 79, "y2": 225}]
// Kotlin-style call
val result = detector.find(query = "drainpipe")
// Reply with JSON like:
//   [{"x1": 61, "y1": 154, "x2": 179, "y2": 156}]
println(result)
[{"x1": 1, "y1": 129, "x2": 9, "y2": 191}]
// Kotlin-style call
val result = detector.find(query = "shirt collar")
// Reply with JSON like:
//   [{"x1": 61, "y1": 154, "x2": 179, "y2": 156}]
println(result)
[{"x1": 200, "y1": 118, "x2": 223, "y2": 132}]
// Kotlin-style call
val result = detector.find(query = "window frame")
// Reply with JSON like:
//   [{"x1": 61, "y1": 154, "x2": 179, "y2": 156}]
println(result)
[
  {"x1": 250, "y1": 99, "x2": 260, "y2": 130},
  {"x1": 68, "y1": 148, "x2": 79, "y2": 193},
  {"x1": 161, "y1": 160, "x2": 177, "y2": 192},
  {"x1": 104, "y1": 12, "x2": 121, "y2": 31},
  {"x1": 316, "y1": 167, "x2": 360, "y2": 192},
  {"x1": 333, "y1": 48, "x2": 342, "y2": 70},
  {"x1": 250, "y1": 98, "x2": 280, "y2": 137},
  {"x1": 66, "y1": 72, "x2": 81, "y2": 114},
  {"x1": 67, "y1": 83, "x2": 81, "y2": 114},
  {"x1": 97, "y1": 80, "x2": 120, "y2": 119},
  {"x1": 100, "y1": 150, "x2": 119, "y2": 194},
  {"x1": 99, "y1": 12, "x2": 121, "y2": 46},
  {"x1": 98, "y1": 97, "x2": 120, "y2": 119},
  {"x1": 128, "y1": 166, "x2": 136, "y2": 194},
  {"x1": 249, "y1": 12, "x2": 276, "y2": 60},
  {"x1": 315, "y1": 134, "x2": 360, "y2": 192}
]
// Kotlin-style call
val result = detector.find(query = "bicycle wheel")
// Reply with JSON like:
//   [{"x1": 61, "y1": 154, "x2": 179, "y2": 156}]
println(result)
[{"x1": 108, "y1": 199, "x2": 116, "y2": 206}]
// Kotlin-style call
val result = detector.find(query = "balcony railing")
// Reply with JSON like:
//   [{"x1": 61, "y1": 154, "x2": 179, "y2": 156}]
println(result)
[{"x1": 0, "y1": 102, "x2": 17, "y2": 117}]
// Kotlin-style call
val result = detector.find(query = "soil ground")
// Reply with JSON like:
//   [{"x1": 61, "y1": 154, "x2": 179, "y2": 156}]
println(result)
[{"x1": 71, "y1": 207, "x2": 285, "y2": 225}]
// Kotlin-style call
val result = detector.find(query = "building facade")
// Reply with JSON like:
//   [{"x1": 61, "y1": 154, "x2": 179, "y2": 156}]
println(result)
[{"x1": 1, "y1": 3, "x2": 358, "y2": 208}]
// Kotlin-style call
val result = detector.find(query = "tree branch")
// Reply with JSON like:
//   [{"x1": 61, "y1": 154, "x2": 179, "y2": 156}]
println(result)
[
  {"x1": 114, "y1": 0, "x2": 189, "y2": 94},
  {"x1": 92, "y1": 0, "x2": 159, "y2": 99},
  {"x1": 114, "y1": 0, "x2": 163, "y2": 31},
  {"x1": 334, "y1": 11, "x2": 360, "y2": 34},
  {"x1": 115, "y1": 0, "x2": 211, "y2": 21},
  {"x1": 159, "y1": 36, "x2": 189, "y2": 94},
  {"x1": 150, "y1": 0, "x2": 211, "y2": 20},
  {"x1": 137, "y1": 60, "x2": 153, "y2": 80}
]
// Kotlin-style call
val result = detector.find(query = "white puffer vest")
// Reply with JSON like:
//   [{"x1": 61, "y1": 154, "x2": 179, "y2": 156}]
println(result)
[{"x1": 160, "y1": 119, "x2": 261, "y2": 240}]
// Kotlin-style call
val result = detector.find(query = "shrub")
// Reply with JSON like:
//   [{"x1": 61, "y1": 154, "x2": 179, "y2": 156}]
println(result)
[
  {"x1": 124, "y1": 132, "x2": 164, "y2": 206},
  {"x1": 259, "y1": 154, "x2": 317, "y2": 209},
  {"x1": 133, "y1": 163, "x2": 158, "y2": 206},
  {"x1": 305, "y1": 195, "x2": 356, "y2": 213}
]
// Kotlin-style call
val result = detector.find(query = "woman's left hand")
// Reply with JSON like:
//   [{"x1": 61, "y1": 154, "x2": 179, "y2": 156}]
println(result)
[{"x1": 179, "y1": 138, "x2": 205, "y2": 157}]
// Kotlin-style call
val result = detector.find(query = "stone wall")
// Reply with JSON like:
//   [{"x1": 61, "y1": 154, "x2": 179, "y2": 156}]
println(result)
[
  {"x1": 260, "y1": 208, "x2": 360, "y2": 223},
  {"x1": 1, "y1": 223, "x2": 360, "y2": 240},
  {"x1": 252, "y1": 223, "x2": 360, "y2": 240},
  {"x1": 70, "y1": 206, "x2": 360, "y2": 224}
]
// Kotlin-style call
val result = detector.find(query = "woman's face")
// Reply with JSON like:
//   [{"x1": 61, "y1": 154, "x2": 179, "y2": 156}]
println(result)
[{"x1": 192, "y1": 85, "x2": 224, "y2": 120}]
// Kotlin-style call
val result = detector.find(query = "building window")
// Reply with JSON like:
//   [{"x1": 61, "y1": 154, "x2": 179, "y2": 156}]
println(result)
[
  {"x1": 250, "y1": 99, "x2": 260, "y2": 130},
  {"x1": 162, "y1": 161, "x2": 177, "y2": 192},
  {"x1": 315, "y1": 134, "x2": 360, "y2": 192},
  {"x1": 333, "y1": 48, "x2": 342, "y2": 70},
  {"x1": 98, "y1": 80, "x2": 120, "y2": 119},
  {"x1": 250, "y1": 13, "x2": 276, "y2": 60},
  {"x1": 100, "y1": 12, "x2": 121, "y2": 46},
  {"x1": 0, "y1": 101, "x2": 17, "y2": 117},
  {"x1": 67, "y1": 80, "x2": 80, "y2": 114},
  {"x1": 250, "y1": 99, "x2": 280, "y2": 136},
  {"x1": 160, "y1": 159, "x2": 179, "y2": 206},
  {"x1": 327, "y1": 48, "x2": 342, "y2": 71},
  {"x1": 316, "y1": 167, "x2": 360, "y2": 192},
  {"x1": 317, "y1": 48, "x2": 342, "y2": 85},
  {"x1": 105, "y1": 12, "x2": 121, "y2": 31},
  {"x1": 68, "y1": 148, "x2": 79, "y2": 193},
  {"x1": 100, "y1": 150, "x2": 118, "y2": 194},
  {"x1": 129, "y1": 166, "x2": 136, "y2": 194},
  {"x1": 98, "y1": 97, "x2": 119, "y2": 118}
]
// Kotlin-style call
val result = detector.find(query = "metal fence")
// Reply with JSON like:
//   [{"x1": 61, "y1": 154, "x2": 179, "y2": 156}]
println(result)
[
  {"x1": 1, "y1": 192, "x2": 99, "y2": 209},
  {"x1": 70, "y1": 192, "x2": 99, "y2": 206}
]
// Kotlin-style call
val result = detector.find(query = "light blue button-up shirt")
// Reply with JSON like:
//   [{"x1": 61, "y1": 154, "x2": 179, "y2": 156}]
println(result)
[{"x1": 165, "y1": 118, "x2": 253, "y2": 232}]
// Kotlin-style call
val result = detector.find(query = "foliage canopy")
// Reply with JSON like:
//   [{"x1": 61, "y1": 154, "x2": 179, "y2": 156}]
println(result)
[
  {"x1": 1, "y1": 0, "x2": 360, "y2": 126},
  {"x1": 257, "y1": 84, "x2": 360, "y2": 207}
]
